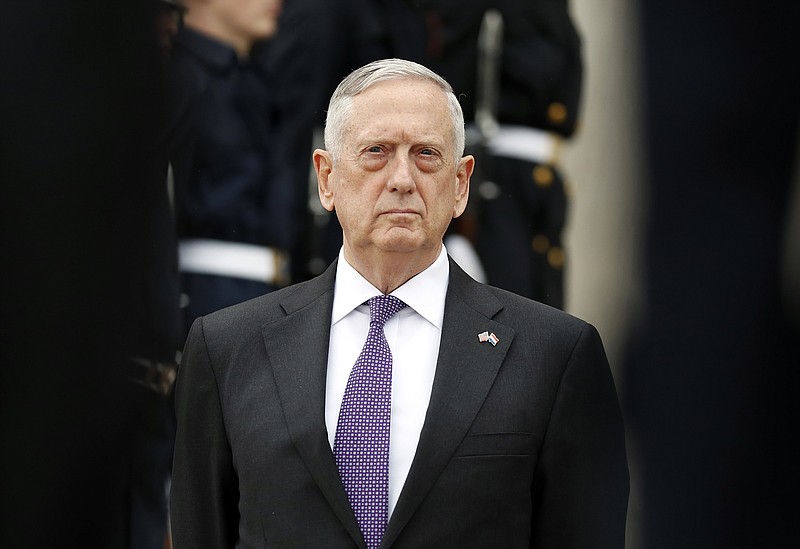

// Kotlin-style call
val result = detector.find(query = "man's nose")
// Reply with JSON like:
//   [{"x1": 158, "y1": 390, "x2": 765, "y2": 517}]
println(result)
[{"x1": 387, "y1": 154, "x2": 416, "y2": 193}]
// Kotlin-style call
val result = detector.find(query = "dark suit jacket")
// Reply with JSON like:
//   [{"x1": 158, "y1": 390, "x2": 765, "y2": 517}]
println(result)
[{"x1": 171, "y1": 258, "x2": 629, "y2": 548}]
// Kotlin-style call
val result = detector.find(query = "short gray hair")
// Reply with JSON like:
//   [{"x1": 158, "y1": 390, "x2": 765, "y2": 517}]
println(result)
[{"x1": 323, "y1": 58, "x2": 466, "y2": 162}]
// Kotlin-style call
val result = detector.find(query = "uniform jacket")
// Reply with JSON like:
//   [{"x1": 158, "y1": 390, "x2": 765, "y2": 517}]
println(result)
[
  {"x1": 170, "y1": 258, "x2": 629, "y2": 548},
  {"x1": 166, "y1": 27, "x2": 293, "y2": 250}
]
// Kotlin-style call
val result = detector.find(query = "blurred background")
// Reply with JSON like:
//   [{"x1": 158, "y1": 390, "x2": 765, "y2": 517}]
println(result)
[
  {"x1": 2, "y1": 0, "x2": 798, "y2": 547},
  {"x1": 566, "y1": 2, "x2": 799, "y2": 547}
]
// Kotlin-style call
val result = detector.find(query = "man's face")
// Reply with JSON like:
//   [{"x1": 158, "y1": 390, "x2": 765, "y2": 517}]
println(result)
[
  {"x1": 211, "y1": 0, "x2": 281, "y2": 43},
  {"x1": 315, "y1": 79, "x2": 473, "y2": 264}
]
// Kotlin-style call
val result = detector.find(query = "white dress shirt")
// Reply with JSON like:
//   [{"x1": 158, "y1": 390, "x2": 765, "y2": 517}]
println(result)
[{"x1": 325, "y1": 245, "x2": 449, "y2": 517}]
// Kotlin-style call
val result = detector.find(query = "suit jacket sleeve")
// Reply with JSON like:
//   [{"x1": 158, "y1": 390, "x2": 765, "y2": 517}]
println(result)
[
  {"x1": 170, "y1": 317, "x2": 240, "y2": 549},
  {"x1": 531, "y1": 323, "x2": 629, "y2": 548}
]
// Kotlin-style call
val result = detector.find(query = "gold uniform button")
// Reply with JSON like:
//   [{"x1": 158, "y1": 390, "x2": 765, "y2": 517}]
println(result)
[
  {"x1": 547, "y1": 246, "x2": 565, "y2": 269},
  {"x1": 532, "y1": 234, "x2": 550, "y2": 254},
  {"x1": 532, "y1": 165, "x2": 553, "y2": 187},
  {"x1": 547, "y1": 102, "x2": 568, "y2": 125}
]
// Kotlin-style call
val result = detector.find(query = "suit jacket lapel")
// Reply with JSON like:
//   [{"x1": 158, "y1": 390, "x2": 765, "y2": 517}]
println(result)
[
  {"x1": 383, "y1": 260, "x2": 515, "y2": 547},
  {"x1": 261, "y1": 261, "x2": 366, "y2": 548}
]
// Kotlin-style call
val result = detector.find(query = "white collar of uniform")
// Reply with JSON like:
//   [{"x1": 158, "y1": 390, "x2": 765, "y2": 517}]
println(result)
[{"x1": 331, "y1": 244, "x2": 450, "y2": 330}]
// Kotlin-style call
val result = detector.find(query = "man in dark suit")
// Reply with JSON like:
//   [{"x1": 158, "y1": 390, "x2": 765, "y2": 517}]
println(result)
[{"x1": 170, "y1": 58, "x2": 628, "y2": 548}]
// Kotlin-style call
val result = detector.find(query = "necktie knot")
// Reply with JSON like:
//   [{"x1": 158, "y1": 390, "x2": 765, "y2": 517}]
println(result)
[{"x1": 368, "y1": 295, "x2": 406, "y2": 327}]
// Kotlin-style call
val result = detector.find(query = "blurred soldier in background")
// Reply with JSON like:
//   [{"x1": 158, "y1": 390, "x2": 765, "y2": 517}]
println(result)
[
  {"x1": 425, "y1": 0, "x2": 582, "y2": 308},
  {"x1": 263, "y1": 0, "x2": 428, "y2": 283},
  {"x1": 166, "y1": 0, "x2": 291, "y2": 335}
]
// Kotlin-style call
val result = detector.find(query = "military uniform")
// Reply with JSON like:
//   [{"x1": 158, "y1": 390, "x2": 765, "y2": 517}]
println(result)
[
  {"x1": 166, "y1": 27, "x2": 292, "y2": 334},
  {"x1": 426, "y1": 0, "x2": 582, "y2": 308}
]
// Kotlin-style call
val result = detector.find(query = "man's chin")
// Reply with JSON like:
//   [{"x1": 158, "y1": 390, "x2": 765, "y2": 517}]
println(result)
[{"x1": 374, "y1": 229, "x2": 428, "y2": 254}]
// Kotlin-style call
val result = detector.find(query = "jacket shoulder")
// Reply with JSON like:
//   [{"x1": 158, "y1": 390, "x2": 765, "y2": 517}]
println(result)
[
  {"x1": 197, "y1": 265, "x2": 336, "y2": 336},
  {"x1": 449, "y1": 257, "x2": 589, "y2": 335}
]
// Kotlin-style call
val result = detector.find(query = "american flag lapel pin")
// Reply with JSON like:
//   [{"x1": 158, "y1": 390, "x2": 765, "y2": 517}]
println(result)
[{"x1": 478, "y1": 331, "x2": 499, "y2": 346}]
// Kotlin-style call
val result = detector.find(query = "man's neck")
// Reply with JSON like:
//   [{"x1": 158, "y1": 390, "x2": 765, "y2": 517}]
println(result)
[{"x1": 343, "y1": 244, "x2": 442, "y2": 295}]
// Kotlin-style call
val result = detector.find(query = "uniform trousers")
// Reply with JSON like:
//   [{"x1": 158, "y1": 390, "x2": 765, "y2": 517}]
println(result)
[{"x1": 475, "y1": 155, "x2": 568, "y2": 308}]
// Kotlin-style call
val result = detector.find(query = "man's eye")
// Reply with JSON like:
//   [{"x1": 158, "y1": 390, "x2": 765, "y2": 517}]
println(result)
[
  {"x1": 368, "y1": 146, "x2": 383, "y2": 153},
  {"x1": 420, "y1": 148, "x2": 434, "y2": 155}
]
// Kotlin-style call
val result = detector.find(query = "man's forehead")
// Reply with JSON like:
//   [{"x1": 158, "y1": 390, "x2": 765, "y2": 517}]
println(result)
[
  {"x1": 352, "y1": 131, "x2": 449, "y2": 151},
  {"x1": 348, "y1": 115, "x2": 451, "y2": 147},
  {"x1": 338, "y1": 79, "x2": 456, "y2": 153}
]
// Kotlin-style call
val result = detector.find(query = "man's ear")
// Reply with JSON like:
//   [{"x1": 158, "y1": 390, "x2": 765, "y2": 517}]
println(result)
[
  {"x1": 453, "y1": 154, "x2": 474, "y2": 218},
  {"x1": 313, "y1": 149, "x2": 335, "y2": 212}
]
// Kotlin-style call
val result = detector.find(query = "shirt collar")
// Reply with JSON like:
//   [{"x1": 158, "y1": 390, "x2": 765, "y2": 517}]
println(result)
[{"x1": 331, "y1": 246, "x2": 450, "y2": 330}]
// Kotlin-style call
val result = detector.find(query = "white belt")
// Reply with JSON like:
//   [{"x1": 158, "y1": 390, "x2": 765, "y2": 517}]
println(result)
[
  {"x1": 486, "y1": 125, "x2": 561, "y2": 164},
  {"x1": 179, "y1": 239, "x2": 289, "y2": 285}
]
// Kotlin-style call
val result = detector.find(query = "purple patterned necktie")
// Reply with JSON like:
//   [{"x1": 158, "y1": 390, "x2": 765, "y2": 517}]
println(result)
[{"x1": 334, "y1": 295, "x2": 406, "y2": 549}]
